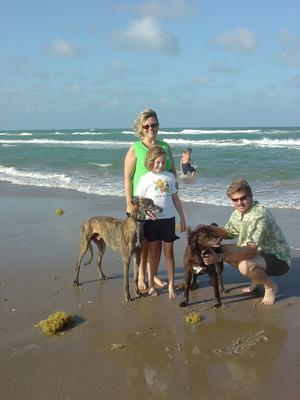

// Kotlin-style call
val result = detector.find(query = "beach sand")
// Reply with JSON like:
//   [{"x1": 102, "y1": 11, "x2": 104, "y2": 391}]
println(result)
[{"x1": 1, "y1": 182, "x2": 300, "y2": 400}]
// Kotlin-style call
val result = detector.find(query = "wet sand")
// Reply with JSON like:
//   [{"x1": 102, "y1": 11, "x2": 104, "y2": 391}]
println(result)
[{"x1": 1, "y1": 182, "x2": 300, "y2": 400}]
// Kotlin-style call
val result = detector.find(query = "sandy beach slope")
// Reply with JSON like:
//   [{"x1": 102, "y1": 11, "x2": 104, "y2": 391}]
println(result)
[{"x1": 1, "y1": 182, "x2": 300, "y2": 400}]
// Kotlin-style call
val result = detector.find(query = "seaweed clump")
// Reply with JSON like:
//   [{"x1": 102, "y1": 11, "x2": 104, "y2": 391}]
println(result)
[
  {"x1": 55, "y1": 208, "x2": 64, "y2": 216},
  {"x1": 35, "y1": 311, "x2": 72, "y2": 335},
  {"x1": 184, "y1": 311, "x2": 202, "y2": 324}
]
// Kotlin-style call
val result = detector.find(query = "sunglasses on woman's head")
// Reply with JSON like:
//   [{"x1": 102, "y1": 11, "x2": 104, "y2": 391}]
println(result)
[{"x1": 143, "y1": 123, "x2": 158, "y2": 130}]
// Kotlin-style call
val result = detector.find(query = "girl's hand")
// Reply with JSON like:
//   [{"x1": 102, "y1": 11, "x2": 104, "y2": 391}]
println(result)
[
  {"x1": 126, "y1": 202, "x2": 134, "y2": 215},
  {"x1": 180, "y1": 219, "x2": 186, "y2": 232}
]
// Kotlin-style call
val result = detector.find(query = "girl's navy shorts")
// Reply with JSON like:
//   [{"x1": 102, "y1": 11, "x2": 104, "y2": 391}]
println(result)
[{"x1": 144, "y1": 217, "x2": 179, "y2": 242}]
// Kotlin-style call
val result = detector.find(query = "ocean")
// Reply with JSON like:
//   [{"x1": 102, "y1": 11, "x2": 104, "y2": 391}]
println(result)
[{"x1": 1, "y1": 127, "x2": 299, "y2": 209}]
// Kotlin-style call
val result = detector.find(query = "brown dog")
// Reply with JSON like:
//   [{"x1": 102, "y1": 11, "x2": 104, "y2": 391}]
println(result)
[
  {"x1": 73, "y1": 197, "x2": 162, "y2": 301},
  {"x1": 179, "y1": 225, "x2": 228, "y2": 308}
]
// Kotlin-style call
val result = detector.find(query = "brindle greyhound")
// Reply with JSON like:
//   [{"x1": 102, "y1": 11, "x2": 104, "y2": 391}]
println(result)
[
  {"x1": 179, "y1": 225, "x2": 228, "y2": 308},
  {"x1": 73, "y1": 197, "x2": 162, "y2": 301}
]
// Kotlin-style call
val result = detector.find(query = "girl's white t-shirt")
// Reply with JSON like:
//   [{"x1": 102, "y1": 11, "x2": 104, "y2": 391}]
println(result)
[{"x1": 136, "y1": 171, "x2": 176, "y2": 219}]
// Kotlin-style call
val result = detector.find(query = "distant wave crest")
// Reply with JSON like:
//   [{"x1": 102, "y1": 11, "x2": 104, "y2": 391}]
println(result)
[
  {"x1": 0, "y1": 139, "x2": 133, "y2": 147},
  {"x1": 179, "y1": 129, "x2": 261, "y2": 134},
  {"x1": 0, "y1": 132, "x2": 32, "y2": 136},
  {"x1": 89, "y1": 162, "x2": 113, "y2": 167},
  {"x1": 163, "y1": 137, "x2": 300, "y2": 148}
]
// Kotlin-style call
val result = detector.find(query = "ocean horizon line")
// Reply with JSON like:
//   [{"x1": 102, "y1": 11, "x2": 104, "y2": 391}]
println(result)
[{"x1": 1, "y1": 125, "x2": 300, "y2": 132}]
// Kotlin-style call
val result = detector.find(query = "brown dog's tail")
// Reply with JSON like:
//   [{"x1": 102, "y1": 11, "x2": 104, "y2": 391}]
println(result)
[{"x1": 84, "y1": 242, "x2": 94, "y2": 266}]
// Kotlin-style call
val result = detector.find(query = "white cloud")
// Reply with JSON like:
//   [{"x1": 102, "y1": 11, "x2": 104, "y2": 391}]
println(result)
[
  {"x1": 277, "y1": 30, "x2": 300, "y2": 66},
  {"x1": 113, "y1": 17, "x2": 179, "y2": 54},
  {"x1": 211, "y1": 28, "x2": 257, "y2": 54},
  {"x1": 46, "y1": 39, "x2": 83, "y2": 58}
]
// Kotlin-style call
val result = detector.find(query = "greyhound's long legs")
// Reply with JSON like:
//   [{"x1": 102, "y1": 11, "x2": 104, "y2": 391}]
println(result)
[
  {"x1": 73, "y1": 237, "x2": 91, "y2": 286},
  {"x1": 133, "y1": 250, "x2": 143, "y2": 297},
  {"x1": 94, "y1": 238, "x2": 107, "y2": 280},
  {"x1": 122, "y1": 257, "x2": 132, "y2": 301}
]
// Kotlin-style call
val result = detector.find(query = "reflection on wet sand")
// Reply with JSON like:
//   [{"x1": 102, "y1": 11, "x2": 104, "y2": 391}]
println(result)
[{"x1": 92, "y1": 290, "x2": 288, "y2": 400}]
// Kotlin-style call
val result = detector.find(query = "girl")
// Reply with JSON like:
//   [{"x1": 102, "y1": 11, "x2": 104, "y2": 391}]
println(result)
[{"x1": 136, "y1": 145, "x2": 186, "y2": 298}]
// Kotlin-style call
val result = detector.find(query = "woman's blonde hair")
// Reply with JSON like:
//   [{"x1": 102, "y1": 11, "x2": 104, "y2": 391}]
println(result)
[
  {"x1": 145, "y1": 145, "x2": 166, "y2": 170},
  {"x1": 133, "y1": 108, "x2": 159, "y2": 138}
]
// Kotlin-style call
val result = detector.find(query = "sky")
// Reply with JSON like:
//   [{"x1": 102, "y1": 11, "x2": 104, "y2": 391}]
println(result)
[{"x1": 1, "y1": 0, "x2": 300, "y2": 129}]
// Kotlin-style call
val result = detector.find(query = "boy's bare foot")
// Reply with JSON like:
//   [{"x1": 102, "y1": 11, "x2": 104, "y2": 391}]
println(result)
[
  {"x1": 148, "y1": 287, "x2": 158, "y2": 297},
  {"x1": 168, "y1": 290, "x2": 177, "y2": 299},
  {"x1": 261, "y1": 282, "x2": 278, "y2": 305},
  {"x1": 154, "y1": 276, "x2": 168, "y2": 288},
  {"x1": 241, "y1": 283, "x2": 258, "y2": 293}
]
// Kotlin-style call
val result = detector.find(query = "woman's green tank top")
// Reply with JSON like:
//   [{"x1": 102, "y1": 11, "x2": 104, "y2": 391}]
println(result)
[{"x1": 132, "y1": 140, "x2": 172, "y2": 196}]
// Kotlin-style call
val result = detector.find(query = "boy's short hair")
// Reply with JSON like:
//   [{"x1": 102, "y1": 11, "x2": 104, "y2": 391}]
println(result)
[
  {"x1": 226, "y1": 177, "x2": 253, "y2": 199},
  {"x1": 145, "y1": 145, "x2": 166, "y2": 170}
]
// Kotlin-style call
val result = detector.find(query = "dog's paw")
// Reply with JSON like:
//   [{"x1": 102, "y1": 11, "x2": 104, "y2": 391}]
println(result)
[
  {"x1": 220, "y1": 287, "x2": 229, "y2": 295},
  {"x1": 179, "y1": 301, "x2": 189, "y2": 308},
  {"x1": 212, "y1": 303, "x2": 222, "y2": 309},
  {"x1": 73, "y1": 280, "x2": 80, "y2": 287},
  {"x1": 134, "y1": 289, "x2": 144, "y2": 298}
]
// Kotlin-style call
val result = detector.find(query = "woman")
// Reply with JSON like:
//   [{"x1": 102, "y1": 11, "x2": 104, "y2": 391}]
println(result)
[{"x1": 124, "y1": 108, "x2": 177, "y2": 291}]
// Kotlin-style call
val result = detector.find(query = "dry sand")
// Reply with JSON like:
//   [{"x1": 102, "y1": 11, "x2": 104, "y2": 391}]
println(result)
[{"x1": 1, "y1": 182, "x2": 300, "y2": 400}]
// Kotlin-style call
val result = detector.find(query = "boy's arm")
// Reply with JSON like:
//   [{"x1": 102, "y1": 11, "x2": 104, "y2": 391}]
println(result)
[{"x1": 179, "y1": 157, "x2": 183, "y2": 173}]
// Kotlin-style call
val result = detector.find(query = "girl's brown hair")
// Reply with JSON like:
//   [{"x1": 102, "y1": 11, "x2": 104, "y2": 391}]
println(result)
[{"x1": 145, "y1": 145, "x2": 166, "y2": 171}]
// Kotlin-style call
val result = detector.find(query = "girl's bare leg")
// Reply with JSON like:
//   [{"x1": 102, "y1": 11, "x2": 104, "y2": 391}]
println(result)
[
  {"x1": 164, "y1": 242, "x2": 176, "y2": 299},
  {"x1": 152, "y1": 241, "x2": 167, "y2": 287},
  {"x1": 147, "y1": 240, "x2": 159, "y2": 296}
]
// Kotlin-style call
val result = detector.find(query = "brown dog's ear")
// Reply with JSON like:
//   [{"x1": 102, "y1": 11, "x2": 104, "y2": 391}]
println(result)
[{"x1": 187, "y1": 230, "x2": 196, "y2": 249}]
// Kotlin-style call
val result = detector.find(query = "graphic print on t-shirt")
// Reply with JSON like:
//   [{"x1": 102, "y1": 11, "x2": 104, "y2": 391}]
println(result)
[{"x1": 154, "y1": 179, "x2": 170, "y2": 193}]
